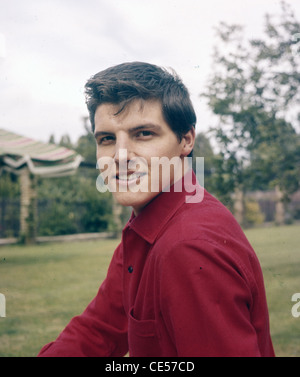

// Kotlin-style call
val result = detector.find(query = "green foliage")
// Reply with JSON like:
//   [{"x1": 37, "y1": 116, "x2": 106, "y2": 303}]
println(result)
[
  {"x1": 192, "y1": 132, "x2": 215, "y2": 193},
  {"x1": 0, "y1": 172, "x2": 20, "y2": 238},
  {"x1": 0, "y1": 172, "x2": 20, "y2": 198},
  {"x1": 37, "y1": 199, "x2": 78, "y2": 236},
  {"x1": 244, "y1": 200, "x2": 265, "y2": 227},
  {"x1": 58, "y1": 134, "x2": 73, "y2": 149},
  {"x1": 246, "y1": 117, "x2": 300, "y2": 197},
  {"x1": 75, "y1": 125, "x2": 97, "y2": 167},
  {"x1": 37, "y1": 172, "x2": 113, "y2": 236},
  {"x1": 203, "y1": 1, "x2": 300, "y2": 204}
]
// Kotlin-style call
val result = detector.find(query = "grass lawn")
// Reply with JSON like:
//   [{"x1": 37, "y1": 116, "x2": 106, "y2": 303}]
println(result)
[
  {"x1": 0, "y1": 239, "x2": 119, "y2": 357},
  {"x1": 245, "y1": 224, "x2": 300, "y2": 357},
  {"x1": 0, "y1": 224, "x2": 299, "y2": 357}
]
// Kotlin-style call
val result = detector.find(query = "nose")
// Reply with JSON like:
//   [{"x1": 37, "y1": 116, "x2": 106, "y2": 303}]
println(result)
[
  {"x1": 114, "y1": 148, "x2": 129, "y2": 167},
  {"x1": 113, "y1": 134, "x2": 135, "y2": 164}
]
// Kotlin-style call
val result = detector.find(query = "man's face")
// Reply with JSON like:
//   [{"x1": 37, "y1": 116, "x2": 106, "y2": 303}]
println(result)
[{"x1": 94, "y1": 99, "x2": 194, "y2": 215}]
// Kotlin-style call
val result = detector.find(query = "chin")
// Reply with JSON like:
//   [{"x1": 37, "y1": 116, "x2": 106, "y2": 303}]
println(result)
[{"x1": 113, "y1": 191, "x2": 158, "y2": 215}]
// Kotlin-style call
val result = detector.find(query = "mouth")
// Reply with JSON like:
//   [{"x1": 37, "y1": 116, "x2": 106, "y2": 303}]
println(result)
[{"x1": 115, "y1": 171, "x2": 147, "y2": 184}]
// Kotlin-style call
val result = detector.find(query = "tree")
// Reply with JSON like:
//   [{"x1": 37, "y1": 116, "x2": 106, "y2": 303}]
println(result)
[
  {"x1": 48, "y1": 134, "x2": 56, "y2": 144},
  {"x1": 203, "y1": 1, "x2": 300, "y2": 223},
  {"x1": 75, "y1": 118, "x2": 97, "y2": 167},
  {"x1": 192, "y1": 132, "x2": 215, "y2": 194},
  {"x1": 59, "y1": 134, "x2": 74, "y2": 149}
]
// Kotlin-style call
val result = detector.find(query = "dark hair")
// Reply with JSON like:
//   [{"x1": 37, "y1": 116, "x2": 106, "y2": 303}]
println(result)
[{"x1": 85, "y1": 62, "x2": 196, "y2": 142}]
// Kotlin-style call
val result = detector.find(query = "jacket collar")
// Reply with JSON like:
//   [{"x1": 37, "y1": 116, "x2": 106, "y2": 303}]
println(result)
[{"x1": 126, "y1": 170, "x2": 200, "y2": 244}]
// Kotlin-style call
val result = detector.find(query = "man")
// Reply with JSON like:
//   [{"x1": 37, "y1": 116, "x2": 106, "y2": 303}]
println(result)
[{"x1": 38, "y1": 62, "x2": 275, "y2": 357}]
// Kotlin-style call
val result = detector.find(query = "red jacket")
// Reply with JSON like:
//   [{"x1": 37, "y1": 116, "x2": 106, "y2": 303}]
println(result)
[{"x1": 38, "y1": 174, "x2": 275, "y2": 357}]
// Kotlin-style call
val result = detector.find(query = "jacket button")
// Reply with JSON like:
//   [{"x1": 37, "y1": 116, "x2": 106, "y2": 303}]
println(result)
[{"x1": 128, "y1": 266, "x2": 133, "y2": 273}]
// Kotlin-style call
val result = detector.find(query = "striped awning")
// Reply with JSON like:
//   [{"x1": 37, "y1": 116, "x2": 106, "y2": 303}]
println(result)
[{"x1": 0, "y1": 128, "x2": 83, "y2": 177}]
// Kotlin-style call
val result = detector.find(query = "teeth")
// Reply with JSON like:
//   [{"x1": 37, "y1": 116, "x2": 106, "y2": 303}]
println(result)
[{"x1": 118, "y1": 173, "x2": 145, "y2": 181}]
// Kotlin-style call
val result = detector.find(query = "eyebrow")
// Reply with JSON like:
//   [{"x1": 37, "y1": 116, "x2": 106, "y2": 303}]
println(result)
[
  {"x1": 94, "y1": 124, "x2": 162, "y2": 139},
  {"x1": 129, "y1": 124, "x2": 162, "y2": 133}
]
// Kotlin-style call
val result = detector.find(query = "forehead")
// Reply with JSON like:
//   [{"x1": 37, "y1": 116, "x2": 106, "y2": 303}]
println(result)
[{"x1": 94, "y1": 99, "x2": 167, "y2": 130}]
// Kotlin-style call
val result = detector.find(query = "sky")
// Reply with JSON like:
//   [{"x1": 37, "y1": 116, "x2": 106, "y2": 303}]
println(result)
[{"x1": 1, "y1": 0, "x2": 300, "y2": 145}]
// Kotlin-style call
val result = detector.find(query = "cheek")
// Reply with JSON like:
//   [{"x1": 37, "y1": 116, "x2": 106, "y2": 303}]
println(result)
[
  {"x1": 139, "y1": 137, "x2": 181, "y2": 159},
  {"x1": 151, "y1": 142, "x2": 182, "y2": 159},
  {"x1": 96, "y1": 146, "x2": 114, "y2": 163}
]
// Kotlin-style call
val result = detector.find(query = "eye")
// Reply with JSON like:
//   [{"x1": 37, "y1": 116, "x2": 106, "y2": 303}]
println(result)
[
  {"x1": 98, "y1": 135, "x2": 115, "y2": 145},
  {"x1": 135, "y1": 130, "x2": 154, "y2": 139}
]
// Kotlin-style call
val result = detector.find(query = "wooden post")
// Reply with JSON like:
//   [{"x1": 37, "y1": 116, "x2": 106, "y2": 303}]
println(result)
[
  {"x1": 233, "y1": 187, "x2": 244, "y2": 226},
  {"x1": 112, "y1": 195, "x2": 123, "y2": 237},
  {"x1": 19, "y1": 168, "x2": 37, "y2": 243},
  {"x1": 275, "y1": 185, "x2": 285, "y2": 226}
]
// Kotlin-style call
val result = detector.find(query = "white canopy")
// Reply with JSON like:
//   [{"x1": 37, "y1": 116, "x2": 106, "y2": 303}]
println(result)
[{"x1": 0, "y1": 128, "x2": 83, "y2": 177}]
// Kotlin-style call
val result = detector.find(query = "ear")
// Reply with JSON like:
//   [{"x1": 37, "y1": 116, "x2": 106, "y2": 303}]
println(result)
[{"x1": 180, "y1": 127, "x2": 195, "y2": 157}]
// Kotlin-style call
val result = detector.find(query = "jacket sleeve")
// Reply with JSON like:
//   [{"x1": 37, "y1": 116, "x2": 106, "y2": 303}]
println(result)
[
  {"x1": 38, "y1": 244, "x2": 128, "y2": 357},
  {"x1": 159, "y1": 239, "x2": 267, "y2": 357}
]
